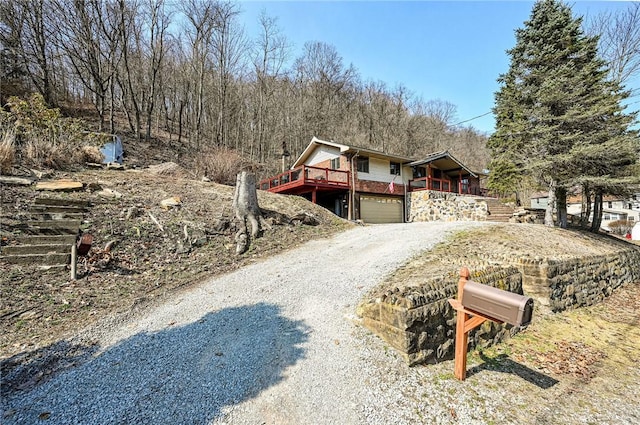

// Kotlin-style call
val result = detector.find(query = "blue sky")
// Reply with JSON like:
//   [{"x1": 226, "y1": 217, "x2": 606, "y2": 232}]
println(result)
[{"x1": 237, "y1": 1, "x2": 638, "y2": 134}]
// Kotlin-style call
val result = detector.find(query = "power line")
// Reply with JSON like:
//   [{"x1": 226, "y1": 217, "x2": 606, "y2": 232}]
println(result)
[{"x1": 452, "y1": 111, "x2": 492, "y2": 126}]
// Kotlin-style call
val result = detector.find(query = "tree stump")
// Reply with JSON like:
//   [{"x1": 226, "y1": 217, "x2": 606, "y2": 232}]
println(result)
[{"x1": 232, "y1": 171, "x2": 267, "y2": 254}]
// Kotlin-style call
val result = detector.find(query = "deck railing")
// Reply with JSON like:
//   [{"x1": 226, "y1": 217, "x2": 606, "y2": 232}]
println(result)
[
  {"x1": 408, "y1": 176, "x2": 479, "y2": 195},
  {"x1": 259, "y1": 165, "x2": 350, "y2": 191}
]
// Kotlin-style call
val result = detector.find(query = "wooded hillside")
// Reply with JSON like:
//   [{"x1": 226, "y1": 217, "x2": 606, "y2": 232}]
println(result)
[{"x1": 0, "y1": 0, "x2": 490, "y2": 175}]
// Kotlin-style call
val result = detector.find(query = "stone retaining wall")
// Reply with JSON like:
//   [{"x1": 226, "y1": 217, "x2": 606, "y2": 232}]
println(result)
[
  {"x1": 407, "y1": 190, "x2": 488, "y2": 222},
  {"x1": 357, "y1": 267, "x2": 522, "y2": 365},
  {"x1": 358, "y1": 247, "x2": 640, "y2": 365},
  {"x1": 516, "y1": 249, "x2": 640, "y2": 312}
]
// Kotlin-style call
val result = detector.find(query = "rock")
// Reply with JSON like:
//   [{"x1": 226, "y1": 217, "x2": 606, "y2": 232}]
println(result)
[
  {"x1": 30, "y1": 169, "x2": 52, "y2": 179},
  {"x1": 106, "y1": 163, "x2": 125, "y2": 170},
  {"x1": 0, "y1": 176, "x2": 35, "y2": 186},
  {"x1": 125, "y1": 206, "x2": 141, "y2": 219},
  {"x1": 160, "y1": 196, "x2": 181, "y2": 210},
  {"x1": 97, "y1": 188, "x2": 123, "y2": 199},
  {"x1": 86, "y1": 182, "x2": 102, "y2": 192},
  {"x1": 35, "y1": 179, "x2": 83, "y2": 191},
  {"x1": 146, "y1": 162, "x2": 186, "y2": 177}
]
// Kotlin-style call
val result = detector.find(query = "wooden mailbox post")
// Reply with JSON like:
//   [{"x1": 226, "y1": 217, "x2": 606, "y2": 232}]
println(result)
[{"x1": 448, "y1": 267, "x2": 533, "y2": 381}]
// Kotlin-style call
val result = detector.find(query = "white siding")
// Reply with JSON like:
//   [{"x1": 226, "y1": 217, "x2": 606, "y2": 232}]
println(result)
[
  {"x1": 357, "y1": 157, "x2": 411, "y2": 184},
  {"x1": 305, "y1": 146, "x2": 341, "y2": 166}
]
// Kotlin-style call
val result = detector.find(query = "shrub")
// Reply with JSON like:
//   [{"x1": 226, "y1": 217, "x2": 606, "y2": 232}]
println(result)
[
  {"x1": 608, "y1": 219, "x2": 634, "y2": 235},
  {"x1": 193, "y1": 146, "x2": 261, "y2": 185},
  {"x1": 1, "y1": 93, "x2": 92, "y2": 170}
]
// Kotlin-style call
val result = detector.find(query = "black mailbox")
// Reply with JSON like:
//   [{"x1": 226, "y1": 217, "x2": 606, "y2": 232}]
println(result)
[{"x1": 461, "y1": 281, "x2": 533, "y2": 327}]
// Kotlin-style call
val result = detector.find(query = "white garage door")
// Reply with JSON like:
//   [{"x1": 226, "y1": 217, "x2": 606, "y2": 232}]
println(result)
[{"x1": 360, "y1": 195, "x2": 403, "y2": 224}]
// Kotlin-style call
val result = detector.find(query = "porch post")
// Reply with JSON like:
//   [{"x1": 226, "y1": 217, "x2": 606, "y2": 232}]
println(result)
[
  {"x1": 427, "y1": 164, "x2": 432, "y2": 190},
  {"x1": 312, "y1": 188, "x2": 317, "y2": 204},
  {"x1": 459, "y1": 170, "x2": 462, "y2": 194}
]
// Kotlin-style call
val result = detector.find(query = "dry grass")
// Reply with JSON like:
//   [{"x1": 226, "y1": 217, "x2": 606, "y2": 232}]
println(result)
[
  {"x1": 0, "y1": 129, "x2": 16, "y2": 174},
  {"x1": 192, "y1": 146, "x2": 261, "y2": 185}
]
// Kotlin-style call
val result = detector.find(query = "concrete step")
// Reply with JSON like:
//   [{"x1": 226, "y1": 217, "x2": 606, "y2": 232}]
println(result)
[
  {"x1": 14, "y1": 235, "x2": 77, "y2": 245},
  {"x1": 27, "y1": 219, "x2": 81, "y2": 230},
  {"x1": 30, "y1": 205, "x2": 87, "y2": 214},
  {"x1": 29, "y1": 212, "x2": 84, "y2": 221},
  {"x1": 23, "y1": 220, "x2": 81, "y2": 235},
  {"x1": 33, "y1": 198, "x2": 89, "y2": 208},
  {"x1": 0, "y1": 252, "x2": 69, "y2": 266},
  {"x1": 1, "y1": 244, "x2": 70, "y2": 255}
]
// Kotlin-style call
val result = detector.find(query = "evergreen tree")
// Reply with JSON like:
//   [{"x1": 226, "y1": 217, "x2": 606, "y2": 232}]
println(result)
[{"x1": 487, "y1": 0, "x2": 639, "y2": 229}]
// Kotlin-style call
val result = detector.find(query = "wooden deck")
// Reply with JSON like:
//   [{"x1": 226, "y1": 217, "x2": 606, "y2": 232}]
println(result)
[{"x1": 259, "y1": 165, "x2": 350, "y2": 195}]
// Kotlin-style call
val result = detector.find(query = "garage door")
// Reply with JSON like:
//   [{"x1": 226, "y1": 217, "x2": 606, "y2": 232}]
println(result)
[{"x1": 360, "y1": 195, "x2": 403, "y2": 224}]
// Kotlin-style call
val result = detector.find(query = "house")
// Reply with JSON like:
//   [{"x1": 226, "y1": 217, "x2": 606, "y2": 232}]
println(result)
[
  {"x1": 530, "y1": 191, "x2": 640, "y2": 230},
  {"x1": 568, "y1": 193, "x2": 640, "y2": 230},
  {"x1": 259, "y1": 137, "x2": 482, "y2": 223}
]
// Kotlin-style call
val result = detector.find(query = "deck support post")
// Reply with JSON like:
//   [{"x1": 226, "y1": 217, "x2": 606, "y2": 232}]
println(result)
[{"x1": 312, "y1": 188, "x2": 317, "y2": 204}]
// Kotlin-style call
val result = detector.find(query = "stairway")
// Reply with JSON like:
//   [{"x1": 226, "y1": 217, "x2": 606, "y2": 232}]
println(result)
[
  {"x1": 1, "y1": 198, "x2": 90, "y2": 267},
  {"x1": 483, "y1": 198, "x2": 515, "y2": 223}
]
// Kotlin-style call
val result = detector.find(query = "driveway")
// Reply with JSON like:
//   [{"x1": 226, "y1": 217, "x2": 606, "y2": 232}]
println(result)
[{"x1": 3, "y1": 222, "x2": 479, "y2": 425}]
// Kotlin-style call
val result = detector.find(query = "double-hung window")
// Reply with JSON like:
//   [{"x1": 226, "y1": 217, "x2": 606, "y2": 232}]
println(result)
[
  {"x1": 390, "y1": 162, "x2": 401, "y2": 175},
  {"x1": 356, "y1": 156, "x2": 369, "y2": 173}
]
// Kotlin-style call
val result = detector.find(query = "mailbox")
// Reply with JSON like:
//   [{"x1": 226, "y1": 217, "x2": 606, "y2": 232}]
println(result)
[{"x1": 461, "y1": 281, "x2": 533, "y2": 327}]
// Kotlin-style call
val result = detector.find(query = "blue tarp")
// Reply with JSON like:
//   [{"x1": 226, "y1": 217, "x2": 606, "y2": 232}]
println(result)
[{"x1": 100, "y1": 135, "x2": 124, "y2": 164}]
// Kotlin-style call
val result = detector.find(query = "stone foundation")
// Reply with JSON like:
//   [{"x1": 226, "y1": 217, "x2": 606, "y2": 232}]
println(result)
[{"x1": 407, "y1": 190, "x2": 488, "y2": 222}]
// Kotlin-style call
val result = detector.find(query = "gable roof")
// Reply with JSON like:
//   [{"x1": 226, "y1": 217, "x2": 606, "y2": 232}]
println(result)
[
  {"x1": 408, "y1": 151, "x2": 478, "y2": 178},
  {"x1": 292, "y1": 137, "x2": 415, "y2": 168}
]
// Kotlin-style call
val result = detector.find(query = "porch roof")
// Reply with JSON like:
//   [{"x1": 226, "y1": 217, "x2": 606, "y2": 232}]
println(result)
[{"x1": 408, "y1": 151, "x2": 478, "y2": 178}]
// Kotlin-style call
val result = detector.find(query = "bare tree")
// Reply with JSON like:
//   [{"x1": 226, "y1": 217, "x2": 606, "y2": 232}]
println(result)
[
  {"x1": 181, "y1": 0, "x2": 217, "y2": 149},
  {"x1": 587, "y1": 3, "x2": 640, "y2": 86},
  {"x1": 55, "y1": 0, "x2": 123, "y2": 132},
  {"x1": 1, "y1": 0, "x2": 57, "y2": 105},
  {"x1": 250, "y1": 11, "x2": 290, "y2": 162},
  {"x1": 210, "y1": 1, "x2": 248, "y2": 148}
]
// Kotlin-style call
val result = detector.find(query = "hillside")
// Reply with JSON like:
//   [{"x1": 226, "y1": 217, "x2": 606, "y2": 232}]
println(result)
[{"x1": 0, "y1": 166, "x2": 350, "y2": 360}]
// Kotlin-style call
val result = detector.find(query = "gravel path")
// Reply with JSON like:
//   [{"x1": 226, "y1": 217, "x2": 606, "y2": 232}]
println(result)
[{"x1": 3, "y1": 222, "x2": 482, "y2": 425}]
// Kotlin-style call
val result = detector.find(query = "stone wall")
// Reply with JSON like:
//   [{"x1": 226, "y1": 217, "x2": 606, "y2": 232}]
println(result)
[
  {"x1": 407, "y1": 190, "x2": 488, "y2": 222},
  {"x1": 357, "y1": 266, "x2": 522, "y2": 365},
  {"x1": 516, "y1": 249, "x2": 640, "y2": 312},
  {"x1": 358, "y1": 247, "x2": 640, "y2": 365}
]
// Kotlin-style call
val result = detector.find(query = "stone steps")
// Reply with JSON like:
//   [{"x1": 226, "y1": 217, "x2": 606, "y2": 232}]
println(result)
[
  {"x1": 1, "y1": 252, "x2": 70, "y2": 265},
  {"x1": 1, "y1": 197, "x2": 90, "y2": 266},
  {"x1": 483, "y1": 199, "x2": 515, "y2": 223}
]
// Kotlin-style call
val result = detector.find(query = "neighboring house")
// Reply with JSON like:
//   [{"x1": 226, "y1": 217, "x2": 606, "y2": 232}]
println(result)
[
  {"x1": 531, "y1": 192, "x2": 640, "y2": 230},
  {"x1": 530, "y1": 192, "x2": 549, "y2": 210},
  {"x1": 259, "y1": 137, "x2": 481, "y2": 223}
]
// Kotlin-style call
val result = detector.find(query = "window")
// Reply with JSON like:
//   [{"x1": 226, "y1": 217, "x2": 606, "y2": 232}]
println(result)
[
  {"x1": 412, "y1": 166, "x2": 426, "y2": 178},
  {"x1": 356, "y1": 156, "x2": 369, "y2": 173},
  {"x1": 604, "y1": 214, "x2": 611, "y2": 221},
  {"x1": 390, "y1": 161, "x2": 401, "y2": 175},
  {"x1": 432, "y1": 168, "x2": 442, "y2": 179},
  {"x1": 629, "y1": 217, "x2": 635, "y2": 222},
  {"x1": 330, "y1": 157, "x2": 340, "y2": 169},
  {"x1": 607, "y1": 201, "x2": 613, "y2": 208}
]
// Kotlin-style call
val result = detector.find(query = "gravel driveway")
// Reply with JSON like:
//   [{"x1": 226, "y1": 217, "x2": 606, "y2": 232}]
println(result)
[{"x1": 3, "y1": 222, "x2": 485, "y2": 424}]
